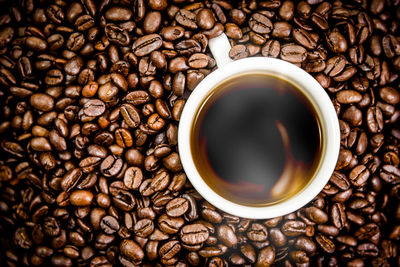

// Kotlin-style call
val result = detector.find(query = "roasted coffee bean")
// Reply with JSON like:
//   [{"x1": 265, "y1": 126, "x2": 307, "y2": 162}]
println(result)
[
  {"x1": 166, "y1": 197, "x2": 189, "y2": 217},
  {"x1": 100, "y1": 155, "x2": 123, "y2": 177},
  {"x1": 293, "y1": 28, "x2": 317, "y2": 49},
  {"x1": 124, "y1": 167, "x2": 143, "y2": 190},
  {"x1": 132, "y1": 34, "x2": 163, "y2": 57},
  {"x1": 315, "y1": 233, "x2": 336, "y2": 253},
  {"x1": 217, "y1": 225, "x2": 238, "y2": 248},
  {"x1": 282, "y1": 220, "x2": 307, "y2": 237},
  {"x1": 100, "y1": 216, "x2": 120, "y2": 234},
  {"x1": 120, "y1": 103, "x2": 141, "y2": 128},
  {"x1": 70, "y1": 190, "x2": 94, "y2": 206},
  {"x1": 180, "y1": 224, "x2": 209, "y2": 245},
  {"x1": 249, "y1": 13, "x2": 273, "y2": 34},
  {"x1": 280, "y1": 43, "x2": 307, "y2": 63},
  {"x1": 247, "y1": 223, "x2": 268, "y2": 242},
  {"x1": 256, "y1": 246, "x2": 275, "y2": 267},
  {"x1": 134, "y1": 219, "x2": 154, "y2": 237},
  {"x1": 175, "y1": 9, "x2": 197, "y2": 30},
  {"x1": 120, "y1": 239, "x2": 144, "y2": 264}
]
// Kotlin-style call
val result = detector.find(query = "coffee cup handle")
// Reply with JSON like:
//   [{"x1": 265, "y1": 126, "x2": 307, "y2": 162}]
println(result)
[{"x1": 208, "y1": 33, "x2": 234, "y2": 68}]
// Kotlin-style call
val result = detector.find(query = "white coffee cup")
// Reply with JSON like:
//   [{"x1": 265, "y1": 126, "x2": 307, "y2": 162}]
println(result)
[{"x1": 178, "y1": 33, "x2": 340, "y2": 219}]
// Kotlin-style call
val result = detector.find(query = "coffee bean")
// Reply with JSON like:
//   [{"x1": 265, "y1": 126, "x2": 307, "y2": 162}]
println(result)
[
  {"x1": 305, "y1": 206, "x2": 329, "y2": 224},
  {"x1": 30, "y1": 93, "x2": 54, "y2": 112},
  {"x1": 132, "y1": 34, "x2": 163, "y2": 57},
  {"x1": 180, "y1": 224, "x2": 209, "y2": 245},
  {"x1": 331, "y1": 203, "x2": 347, "y2": 229},
  {"x1": 217, "y1": 225, "x2": 238, "y2": 248},
  {"x1": 166, "y1": 197, "x2": 189, "y2": 217},
  {"x1": 121, "y1": 103, "x2": 141, "y2": 128},
  {"x1": 249, "y1": 13, "x2": 273, "y2": 34},
  {"x1": 196, "y1": 8, "x2": 215, "y2": 30},
  {"x1": 120, "y1": 239, "x2": 144, "y2": 264},
  {"x1": 247, "y1": 223, "x2": 268, "y2": 242},
  {"x1": 124, "y1": 166, "x2": 143, "y2": 189},
  {"x1": 175, "y1": 9, "x2": 197, "y2": 30},
  {"x1": 159, "y1": 240, "x2": 181, "y2": 262},
  {"x1": 134, "y1": 219, "x2": 154, "y2": 237},
  {"x1": 70, "y1": 190, "x2": 94, "y2": 206},
  {"x1": 229, "y1": 44, "x2": 249, "y2": 60},
  {"x1": 336, "y1": 90, "x2": 362, "y2": 104},
  {"x1": 100, "y1": 216, "x2": 120, "y2": 234},
  {"x1": 316, "y1": 233, "x2": 336, "y2": 253},
  {"x1": 280, "y1": 43, "x2": 307, "y2": 63},
  {"x1": 256, "y1": 246, "x2": 275, "y2": 267},
  {"x1": 100, "y1": 155, "x2": 123, "y2": 177},
  {"x1": 282, "y1": 220, "x2": 307, "y2": 237}
]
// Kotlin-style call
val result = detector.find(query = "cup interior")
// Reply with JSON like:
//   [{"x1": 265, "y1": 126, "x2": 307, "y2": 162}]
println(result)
[{"x1": 178, "y1": 57, "x2": 340, "y2": 219}]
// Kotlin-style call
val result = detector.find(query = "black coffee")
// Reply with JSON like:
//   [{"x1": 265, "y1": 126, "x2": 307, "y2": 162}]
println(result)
[{"x1": 191, "y1": 74, "x2": 323, "y2": 206}]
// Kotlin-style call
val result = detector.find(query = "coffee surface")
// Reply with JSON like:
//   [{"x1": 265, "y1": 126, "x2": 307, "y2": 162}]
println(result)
[{"x1": 191, "y1": 74, "x2": 322, "y2": 205}]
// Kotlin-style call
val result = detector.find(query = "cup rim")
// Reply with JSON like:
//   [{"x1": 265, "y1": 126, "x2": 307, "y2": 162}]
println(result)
[{"x1": 178, "y1": 57, "x2": 340, "y2": 219}]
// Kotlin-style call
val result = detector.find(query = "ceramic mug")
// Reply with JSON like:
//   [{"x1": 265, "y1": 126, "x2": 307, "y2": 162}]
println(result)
[{"x1": 178, "y1": 33, "x2": 340, "y2": 219}]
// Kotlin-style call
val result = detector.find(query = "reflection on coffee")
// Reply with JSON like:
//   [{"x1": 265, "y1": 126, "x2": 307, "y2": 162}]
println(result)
[{"x1": 191, "y1": 74, "x2": 323, "y2": 206}]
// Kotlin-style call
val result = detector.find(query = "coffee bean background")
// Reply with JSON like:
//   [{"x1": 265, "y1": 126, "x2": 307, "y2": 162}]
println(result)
[{"x1": 0, "y1": 0, "x2": 399, "y2": 266}]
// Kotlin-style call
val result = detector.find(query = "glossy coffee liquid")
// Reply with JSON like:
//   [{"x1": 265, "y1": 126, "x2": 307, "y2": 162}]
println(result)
[{"x1": 191, "y1": 74, "x2": 323, "y2": 206}]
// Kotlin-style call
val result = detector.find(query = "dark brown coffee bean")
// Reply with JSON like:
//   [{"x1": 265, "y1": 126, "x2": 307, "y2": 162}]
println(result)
[
  {"x1": 379, "y1": 86, "x2": 400, "y2": 104},
  {"x1": 162, "y1": 152, "x2": 182, "y2": 172},
  {"x1": 166, "y1": 197, "x2": 189, "y2": 217},
  {"x1": 331, "y1": 203, "x2": 347, "y2": 229},
  {"x1": 188, "y1": 53, "x2": 208, "y2": 68},
  {"x1": 256, "y1": 246, "x2": 275, "y2": 267},
  {"x1": 150, "y1": 169, "x2": 170, "y2": 192},
  {"x1": 132, "y1": 34, "x2": 163, "y2": 57},
  {"x1": 217, "y1": 225, "x2": 238, "y2": 248},
  {"x1": 30, "y1": 93, "x2": 54, "y2": 112},
  {"x1": 175, "y1": 9, "x2": 197, "y2": 30},
  {"x1": 161, "y1": 26, "x2": 185, "y2": 41},
  {"x1": 293, "y1": 28, "x2": 317, "y2": 49},
  {"x1": 134, "y1": 219, "x2": 154, "y2": 237},
  {"x1": 124, "y1": 167, "x2": 143, "y2": 189},
  {"x1": 380, "y1": 165, "x2": 400, "y2": 184},
  {"x1": 159, "y1": 240, "x2": 181, "y2": 261},
  {"x1": 282, "y1": 220, "x2": 307, "y2": 237},
  {"x1": 196, "y1": 8, "x2": 215, "y2": 30},
  {"x1": 148, "y1": 113, "x2": 165, "y2": 130},
  {"x1": 105, "y1": 23, "x2": 130, "y2": 46},
  {"x1": 120, "y1": 239, "x2": 144, "y2": 264},
  {"x1": 70, "y1": 190, "x2": 93, "y2": 206},
  {"x1": 158, "y1": 214, "x2": 184, "y2": 234},
  {"x1": 366, "y1": 106, "x2": 383, "y2": 133},
  {"x1": 229, "y1": 44, "x2": 248, "y2": 60},
  {"x1": 336, "y1": 90, "x2": 362, "y2": 104},
  {"x1": 295, "y1": 236, "x2": 317, "y2": 254},
  {"x1": 315, "y1": 233, "x2": 335, "y2": 253},
  {"x1": 100, "y1": 155, "x2": 123, "y2": 177},
  {"x1": 180, "y1": 224, "x2": 209, "y2": 245},
  {"x1": 121, "y1": 103, "x2": 141, "y2": 128},
  {"x1": 280, "y1": 43, "x2": 307, "y2": 63},
  {"x1": 100, "y1": 215, "x2": 120, "y2": 234},
  {"x1": 349, "y1": 165, "x2": 370, "y2": 186},
  {"x1": 105, "y1": 7, "x2": 132, "y2": 22},
  {"x1": 247, "y1": 223, "x2": 268, "y2": 242},
  {"x1": 357, "y1": 243, "x2": 379, "y2": 257},
  {"x1": 249, "y1": 13, "x2": 273, "y2": 34},
  {"x1": 305, "y1": 206, "x2": 329, "y2": 224},
  {"x1": 262, "y1": 39, "x2": 280, "y2": 58}
]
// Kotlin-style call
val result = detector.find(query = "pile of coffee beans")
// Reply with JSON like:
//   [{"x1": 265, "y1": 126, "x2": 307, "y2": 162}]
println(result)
[{"x1": 0, "y1": 0, "x2": 399, "y2": 266}]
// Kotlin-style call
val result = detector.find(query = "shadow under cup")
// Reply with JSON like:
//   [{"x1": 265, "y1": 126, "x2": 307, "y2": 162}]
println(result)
[{"x1": 189, "y1": 72, "x2": 325, "y2": 207}]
